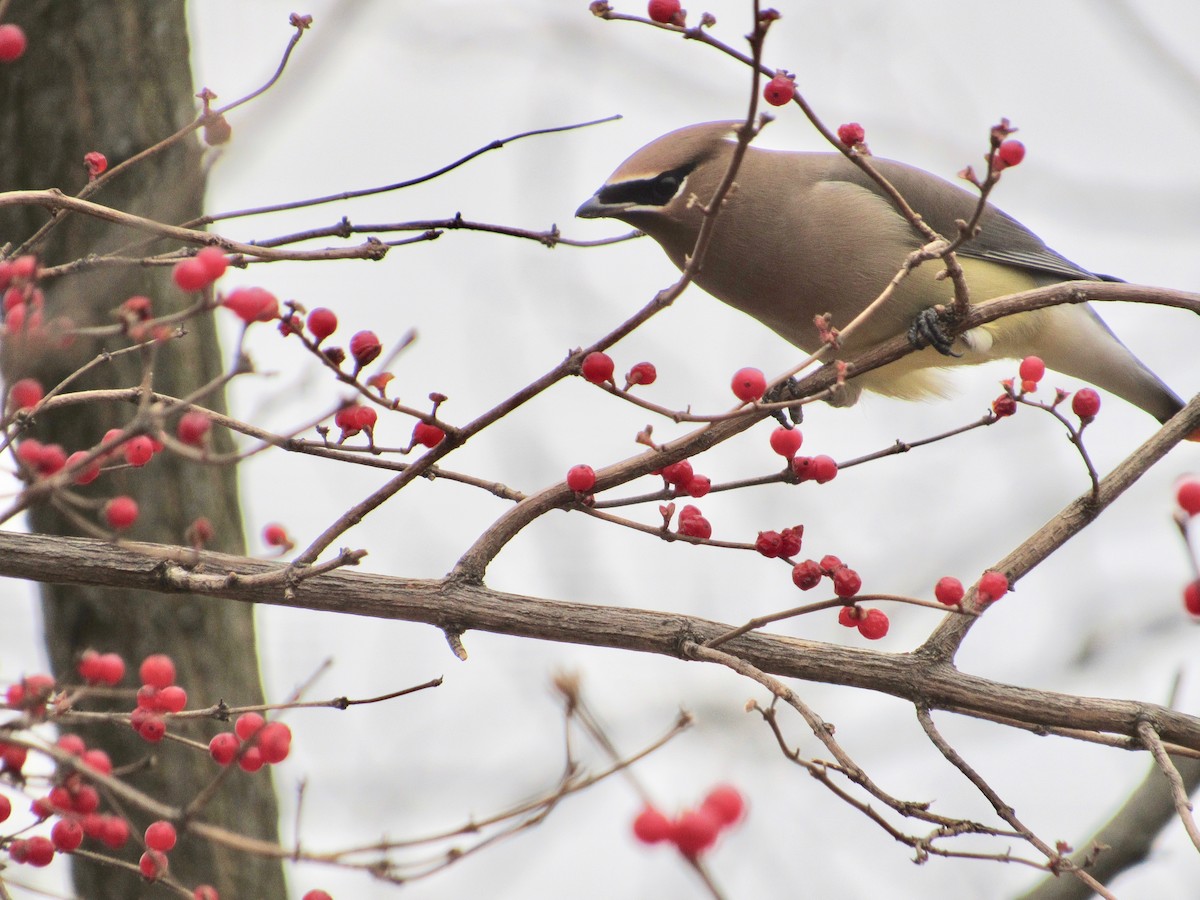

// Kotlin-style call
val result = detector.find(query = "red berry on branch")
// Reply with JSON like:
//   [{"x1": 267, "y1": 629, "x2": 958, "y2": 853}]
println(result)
[
  {"x1": 237, "y1": 745, "x2": 265, "y2": 772},
  {"x1": 647, "y1": 0, "x2": 683, "y2": 24},
  {"x1": 52, "y1": 817, "x2": 84, "y2": 852},
  {"x1": 778, "y1": 526, "x2": 803, "y2": 557},
  {"x1": 1184, "y1": 580, "x2": 1200, "y2": 616},
  {"x1": 566, "y1": 464, "x2": 596, "y2": 493},
  {"x1": 791, "y1": 559, "x2": 823, "y2": 590},
  {"x1": 678, "y1": 511, "x2": 712, "y2": 539},
  {"x1": 832, "y1": 566, "x2": 862, "y2": 598},
  {"x1": 302, "y1": 892, "x2": 334, "y2": 900},
  {"x1": 259, "y1": 722, "x2": 292, "y2": 764},
  {"x1": 145, "y1": 820, "x2": 178, "y2": 852},
  {"x1": 660, "y1": 460, "x2": 694, "y2": 489},
  {"x1": 24, "y1": 835, "x2": 55, "y2": 867},
  {"x1": 158, "y1": 685, "x2": 187, "y2": 713},
  {"x1": 992, "y1": 394, "x2": 1017, "y2": 418},
  {"x1": 1071, "y1": 389, "x2": 1102, "y2": 420},
  {"x1": 1175, "y1": 478, "x2": 1200, "y2": 516},
  {"x1": 223, "y1": 287, "x2": 279, "y2": 324},
  {"x1": 731, "y1": 367, "x2": 766, "y2": 402},
  {"x1": 700, "y1": 784, "x2": 745, "y2": 826},
  {"x1": 101, "y1": 816, "x2": 131, "y2": 849},
  {"x1": 763, "y1": 73, "x2": 796, "y2": 107},
  {"x1": 756, "y1": 531, "x2": 782, "y2": 558},
  {"x1": 235, "y1": 712, "x2": 265, "y2": 741},
  {"x1": 977, "y1": 571, "x2": 1009, "y2": 603},
  {"x1": 837, "y1": 605, "x2": 859, "y2": 627},
  {"x1": 65, "y1": 450, "x2": 101, "y2": 485},
  {"x1": 177, "y1": 411, "x2": 211, "y2": 446},
  {"x1": 209, "y1": 732, "x2": 239, "y2": 766},
  {"x1": 195, "y1": 246, "x2": 227, "y2": 281},
  {"x1": 0, "y1": 24, "x2": 28, "y2": 63},
  {"x1": 671, "y1": 808, "x2": 721, "y2": 857},
  {"x1": 194, "y1": 886, "x2": 220, "y2": 900},
  {"x1": 580, "y1": 351, "x2": 615, "y2": 385},
  {"x1": 137, "y1": 715, "x2": 166, "y2": 743},
  {"x1": 995, "y1": 139, "x2": 1026, "y2": 170},
  {"x1": 837, "y1": 122, "x2": 865, "y2": 147},
  {"x1": 307, "y1": 307, "x2": 338, "y2": 343},
  {"x1": 625, "y1": 361, "x2": 657, "y2": 388},
  {"x1": 348, "y1": 329, "x2": 382, "y2": 370},
  {"x1": 1018, "y1": 356, "x2": 1045, "y2": 384},
  {"x1": 172, "y1": 258, "x2": 211, "y2": 293},
  {"x1": 123, "y1": 434, "x2": 155, "y2": 467},
  {"x1": 684, "y1": 474, "x2": 711, "y2": 498},
  {"x1": 857, "y1": 608, "x2": 889, "y2": 640},
  {"x1": 140, "y1": 849, "x2": 169, "y2": 880},
  {"x1": 262, "y1": 523, "x2": 291, "y2": 548},
  {"x1": 633, "y1": 805, "x2": 673, "y2": 844},
  {"x1": 140, "y1": 654, "x2": 176, "y2": 689},
  {"x1": 769, "y1": 426, "x2": 803, "y2": 458},
  {"x1": 104, "y1": 496, "x2": 139, "y2": 530},
  {"x1": 810, "y1": 455, "x2": 838, "y2": 483},
  {"x1": 8, "y1": 377, "x2": 44, "y2": 410},
  {"x1": 934, "y1": 576, "x2": 964, "y2": 606},
  {"x1": 412, "y1": 421, "x2": 445, "y2": 448}
]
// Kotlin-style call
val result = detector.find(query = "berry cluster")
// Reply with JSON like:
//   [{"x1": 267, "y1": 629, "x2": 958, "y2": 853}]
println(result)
[
  {"x1": 632, "y1": 784, "x2": 744, "y2": 857},
  {"x1": 991, "y1": 356, "x2": 1102, "y2": 431},
  {"x1": 208, "y1": 712, "x2": 292, "y2": 773},
  {"x1": 130, "y1": 654, "x2": 187, "y2": 744},
  {"x1": 933, "y1": 571, "x2": 1008, "y2": 608},
  {"x1": 1176, "y1": 477, "x2": 1200, "y2": 616}
]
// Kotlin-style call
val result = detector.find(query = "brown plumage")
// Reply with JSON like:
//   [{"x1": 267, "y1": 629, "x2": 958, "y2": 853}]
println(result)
[{"x1": 578, "y1": 121, "x2": 1185, "y2": 425}]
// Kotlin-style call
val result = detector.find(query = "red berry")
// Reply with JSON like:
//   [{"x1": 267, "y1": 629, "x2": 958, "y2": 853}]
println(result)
[
  {"x1": 137, "y1": 715, "x2": 166, "y2": 743},
  {"x1": 8, "y1": 377, "x2": 43, "y2": 410},
  {"x1": 65, "y1": 450, "x2": 101, "y2": 485},
  {"x1": 566, "y1": 464, "x2": 596, "y2": 493},
  {"x1": 194, "y1": 886, "x2": 220, "y2": 900},
  {"x1": 791, "y1": 559, "x2": 823, "y2": 590},
  {"x1": 104, "y1": 496, "x2": 139, "y2": 530},
  {"x1": 348, "y1": 330, "x2": 382, "y2": 369},
  {"x1": 158, "y1": 685, "x2": 188, "y2": 713},
  {"x1": 1176, "y1": 478, "x2": 1200, "y2": 516},
  {"x1": 581, "y1": 351, "x2": 615, "y2": 385},
  {"x1": 140, "y1": 849, "x2": 169, "y2": 880},
  {"x1": 992, "y1": 394, "x2": 1017, "y2": 418},
  {"x1": 101, "y1": 815, "x2": 131, "y2": 849},
  {"x1": 819, "y1": 555, "x2": 843, "y2": 573},
  {"x1": 934, "y1": 576, "x2": 964, "y2": 606},
  {"x1": 24, "y1": 835, "x2": 55, "y2": 867},
  {"x1": 259, "y1": 722, "x2": 292, "y2": 764},
  {"x1": 223, "y1": 287, "x2": 279, "y2": 324},
  {"x1": 262, "y1": 523, "x2": 291, "y2": 548},
  {"x1": 837, "y1": 606, "x2": 859, "y2": 627},
  {"x1": 195, "y1": 246, "x2": 228, "y2": 281},
  {"x1": 235, "y1": 712, "x2": 265, "y2": 741},
  {"x1": 832, "y1": 566, "x2": 862, "y2": 598},
  {"x1": 633, "y1": 805, "x2": 673, "y2": 844},
  {"x1": 1184, "y1": 580, "x2": 1200, "y2": 616},
  {"x1": 145, "y1": 820, "x2": 178, "y2": 852},
  {"x1": 0, "y1": 793, "x2": 10, "y2": 823},
  {"x1": 177, "y1": 411, "x2": 212, "y2": 446},
  {"x1": 678, "y1": 512, "x2": 712, "y2": 539},
  {"x1": 139, "y1": 653, "x2": 176, "y2": 689},
  {"x1": 56, "y1": 733, "x2": 86, "y2": 756},
  {"x1": 0, "y1": 24, "x2": 28, "y2": 63},
  {"x1": 778, "y1": 526, "x2": 803, "y2": 557},
  {"x1": 1071, "y1": 388, "x2": 1100, "y2": 420},
  {"x1": 672, "y1": 808, "x2": 721, "y2": 857},
  {"x1": 172, "y1": 258, "x2": 211, "y2": 292},
  {"x1": 756, "y1": 531, "x2": 782, "y2": 558},
  {"x1": 810, "y1": 455, "x2": 838, "y2": 483},
  {"x1": 763, "y1": 73, "x2": 795, "y2": 107},
  {"x1": 647, "y1": 0, "x2": 682, "y2": 24},
  {"x1": 700, "y1": 785, "x2": 744, "y2": 826},
  {"x1": 624, "y1": 361, "x2": 657, "y2": 388},
  {"x1": 209, "y1": 732, "x2": 239, "y2": 766},
  {"x1": 1, "y1": 742, "x2": 28, "y2": 772},
  {"x1": 996, "y1": 139, "x2": 1026, "y2": 169},
  {"x1": 7, "y1": 838, "x2": 27, "y2": 863},
  {"x1": 684, "y1": 474, "x2": 711, "y2": 498},
  {"x1": 122, "y1": 434, "x2": 155, "y2": 467},
  {"x1": 412, "y1": 421, "x2": 445, "y2": 448},
  {"x1": 306, "y1": 308, "x2": 338, "y2": 343},
  {"x1": 81, "y1": 748, "x2": 113, "y2": 774},
  {"x1": 97, "y1": 652, "x2": 125, "y2": 685},
  {"x1": 1018, "y1": 356, "x2": 1045, "y2": 384},
  {"x1": 837, "y1": 122, "x2": 865, "y2": 146},
  {"x1": 769, "y1": 426, "x2": 803, "y2": 458},
  {"x1": 731, "y1": 367, "x2": 767, "y2": 402},
  {"x1": 660, "y1": 460, "x2": 694, "y2": 488},
  {"x1": 302, "y1": 892, "x2": 333, "y2": 900},
  {"x1": 977, "y1": 571, "x2": 1009, "y2": 603},
  {"x1": 857, "y1": 608, "x2": 890, "y2": 640},
  {"x1": 237, "y1": 745, "x2": 265, "y2": 773},
  {"x1": 52, "y1": 818, "x2": 84, "y2": 852}
]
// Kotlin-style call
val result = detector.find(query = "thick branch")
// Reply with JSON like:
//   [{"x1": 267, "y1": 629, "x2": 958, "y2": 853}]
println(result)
[{"x1": 2, "y1": 531, "x2": 1200, "y2": 752}]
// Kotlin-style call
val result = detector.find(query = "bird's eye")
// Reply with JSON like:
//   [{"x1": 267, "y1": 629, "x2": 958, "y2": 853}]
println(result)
[{"x1": 650, "y1": 173, "x2": 681, "y2": 204}]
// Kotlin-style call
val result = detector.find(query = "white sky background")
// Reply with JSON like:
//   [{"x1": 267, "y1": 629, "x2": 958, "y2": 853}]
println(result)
[{"x1": 5, "y1": 1, "x2": 1200, "y2": 897}]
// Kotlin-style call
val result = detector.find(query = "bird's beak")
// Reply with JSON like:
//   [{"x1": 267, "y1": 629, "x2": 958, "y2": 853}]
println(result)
[{"x1": 575, "y1": 192, "x2": 623, "y2": 219}]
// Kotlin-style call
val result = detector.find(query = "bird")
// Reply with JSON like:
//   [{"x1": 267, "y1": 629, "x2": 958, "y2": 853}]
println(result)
[{"x1": 576, "y1": 120, "x2": 1191, "y2": 431}]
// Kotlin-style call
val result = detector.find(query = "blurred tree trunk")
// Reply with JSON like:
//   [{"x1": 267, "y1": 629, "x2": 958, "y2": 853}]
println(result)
[{"x1": 0, "y1": 2, "x2": 286, "y2": 897}]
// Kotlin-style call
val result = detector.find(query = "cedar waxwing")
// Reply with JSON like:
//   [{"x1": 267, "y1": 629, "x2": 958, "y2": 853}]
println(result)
[{"x1": 577, "y1": 121, "x2": 1189, "y2": 428}]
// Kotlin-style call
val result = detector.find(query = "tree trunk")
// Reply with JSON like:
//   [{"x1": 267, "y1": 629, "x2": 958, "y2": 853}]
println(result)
[{"x1": 0, "y1": 2, "x2": 286, "y2": 896}]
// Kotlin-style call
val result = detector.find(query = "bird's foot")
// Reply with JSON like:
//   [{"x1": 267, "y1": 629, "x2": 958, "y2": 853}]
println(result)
[
  {"x1": 908, "y1": 308, "x2": 962, "y2": 358},
  {"x1": 764, "y1": 378, "x2": 805, "y2": 428}
]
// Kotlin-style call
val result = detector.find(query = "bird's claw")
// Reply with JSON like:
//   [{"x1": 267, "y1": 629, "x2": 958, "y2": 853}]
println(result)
[
  {"x1": 764, "y1": 377, "x2": 804, "y2": 428},
  {"x1": 908, "y1": 308, "x2": 962, "y2": 358}
]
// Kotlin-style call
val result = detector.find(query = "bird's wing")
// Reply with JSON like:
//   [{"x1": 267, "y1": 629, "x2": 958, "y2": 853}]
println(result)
[{"x1": 836, "y1": 156, "x2": 1112, "y2": 283}]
